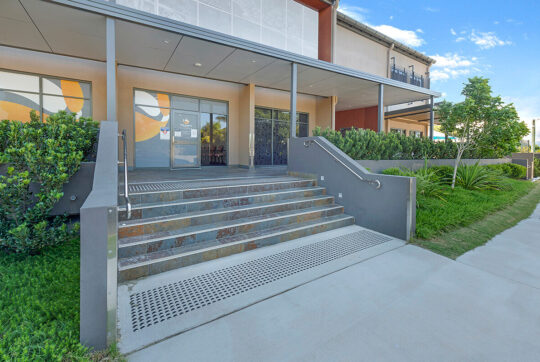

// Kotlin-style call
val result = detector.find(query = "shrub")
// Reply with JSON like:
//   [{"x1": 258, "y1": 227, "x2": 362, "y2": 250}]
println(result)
[
  {"x1": 485, "y1": 163, "x2": 527, "y2": 179},
  {"x1": 0, "y1": 111, "x2": 99, "y2": 253},
  {"x1": 313, "y1": 126, "x2": 498, "y2": 160},
  {"x1": 381, "y1": 162, "x2": 446, "y2": 202},
  {"x1": 455, "y1": 163, "x2": 510, "y2": 191},
  {"x1": 381, "y1": 167, "x2": 402, "y2": 176},
  {"x1": 427, "y1": 165, "x2": 454, "y2": 184},
  {"x1": 535, "y1": 158, "x2": 540, "y2": 177}
]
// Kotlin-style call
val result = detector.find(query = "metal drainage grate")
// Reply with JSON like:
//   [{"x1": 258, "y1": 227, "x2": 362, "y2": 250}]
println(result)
[
  {"x1": 129, "y1": 230, "x2": 392, "y2": 332},
  {"x1": 127, "y1": 177, "x2": 301, "y2": 194}
]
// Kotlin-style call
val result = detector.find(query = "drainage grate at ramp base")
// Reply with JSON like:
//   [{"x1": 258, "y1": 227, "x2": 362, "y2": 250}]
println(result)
[{"x1": 129, "y1": 230, "x2": 392, "y2": 332}]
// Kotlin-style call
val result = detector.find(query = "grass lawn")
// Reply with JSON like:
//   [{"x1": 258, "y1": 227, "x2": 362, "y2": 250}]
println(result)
[
  {"x1": 0, "y1": 238, "x2": 121, "y2": 361},
  {"x1": 414, "y1": 180, "x2": 540, "y2": 259}
]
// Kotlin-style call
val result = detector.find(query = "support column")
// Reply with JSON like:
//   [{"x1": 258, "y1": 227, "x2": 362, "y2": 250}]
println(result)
[
  {"x1": 377, "y1": 84, "x2": 384, "y2": 133},
  {"x1": 290, "y1": 62, "x2": 297, "y2": 138},
  {"x1": 429, "y1": 95, "x2": 434, "y2": 140},
  {"x1": 106, "y1": 17, "x2": 116, "y2": 122}
]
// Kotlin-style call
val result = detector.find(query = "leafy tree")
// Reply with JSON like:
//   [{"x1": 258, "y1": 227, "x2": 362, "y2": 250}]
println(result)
[{"x1": 438, "y1": 77, "x2": 529, "y2": 189}]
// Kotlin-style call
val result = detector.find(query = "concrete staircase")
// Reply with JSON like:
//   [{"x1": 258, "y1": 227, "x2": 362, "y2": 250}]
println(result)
[{"x1": 117, "y1": 177, "x2": 354, "y2": 282}]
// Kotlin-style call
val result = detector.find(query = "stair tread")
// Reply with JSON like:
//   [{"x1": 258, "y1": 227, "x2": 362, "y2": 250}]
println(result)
[
  {"x1": 118, "y1": 204, "x2": 344, "y2": 247},
  {"x1": 119, "y1": 186, "x2": 326, "y2": 211},
  {"x1": 122, "y1": 176, "x2": 311, "y2": 196},
  {"x1": 118, "y1": 214, "x2": 354, "y2": 269},
  {"x1": 119, "y1": 194, "x2": 333, "y2": 227}
]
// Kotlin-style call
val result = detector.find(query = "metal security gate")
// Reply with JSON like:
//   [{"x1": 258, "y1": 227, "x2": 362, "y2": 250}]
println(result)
[{"x1": 254, "y1": 108, "x2": 308, "y2": 166}]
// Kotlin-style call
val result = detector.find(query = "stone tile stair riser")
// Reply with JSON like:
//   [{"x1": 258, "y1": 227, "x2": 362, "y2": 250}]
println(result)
[
  {"x1": 122, "y1": 180, "x2": 316, "y2": 206},
  {"x1": 118, "y1": 206, "x2": 344, "y2": 258},
  {"x1": 117, "y1": 216, "x2": 354, "y2": 282},
  {"x1": 118, "y1": 197, "x2": 334, "y2": 238},
  {"x1": 118, "y1": 188, "x2": 326, "y2": 221}
]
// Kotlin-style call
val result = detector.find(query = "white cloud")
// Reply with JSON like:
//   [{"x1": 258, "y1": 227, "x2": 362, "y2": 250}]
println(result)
[
  {"x1": 416, "y1": 28, "x2": 423, "y2": 33},
  {"x1": 455, "y1": 37, "x2": 466, "y2": 42},
  {"x1": 429, "y1": 53, "x2": 478, "y2": 82},
  {"x1": 372, "y1": 24, "x2": 425, "y2": 47},
  {"x1": 469, "y1": 30, "x2": 512, "y2": 49},
  {"x1": 389, "y1": 15, "x2": 394, "y2": 20},
  {"x1": 450, "y1": 28, "x2": 457, "y2": 36},
  {"x1": 424, "y1": 7, "x2": 439, "y2": 12},
  {"x1": 338, "y1": 6, "x2": 368, "y2": 22},
  {"x1": 494, "y1": 20, "x2": 500, "y2": 25}
]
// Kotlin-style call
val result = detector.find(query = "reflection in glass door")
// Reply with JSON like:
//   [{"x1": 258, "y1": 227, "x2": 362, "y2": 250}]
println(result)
[{"x1": 171, "y1": 110, "x2": 200, "y2": 168}]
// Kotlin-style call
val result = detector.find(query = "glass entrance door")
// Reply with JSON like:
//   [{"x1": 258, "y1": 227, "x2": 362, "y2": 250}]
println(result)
[{"x1": 171, "y1": 110, "x2": 200, "y2": 168}]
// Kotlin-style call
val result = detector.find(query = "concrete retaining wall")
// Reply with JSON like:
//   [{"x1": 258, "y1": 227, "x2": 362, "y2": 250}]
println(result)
[
  {"x1": 0, "y1": 162, "x2": 95, "y2": 215},
  {"x1": 357, "y1": 158, "x2": 511, "y2": 174}
]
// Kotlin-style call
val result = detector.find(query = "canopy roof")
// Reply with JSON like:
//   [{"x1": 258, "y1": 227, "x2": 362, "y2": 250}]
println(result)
[{"x1": 1, "y1": 0, "x2": 440, "y2": 111}]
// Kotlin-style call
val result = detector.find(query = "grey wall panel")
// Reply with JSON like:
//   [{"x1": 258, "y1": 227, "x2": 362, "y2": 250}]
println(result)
[{"x1": 288, "y1": 137, "x2": 415, "y2": 240}]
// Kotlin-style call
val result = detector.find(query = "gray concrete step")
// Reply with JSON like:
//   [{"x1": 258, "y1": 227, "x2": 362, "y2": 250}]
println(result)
[
  {"x1": 118, "y1": 195, "x2": 335, "y2": 238},
  {"x1": 118, "y1": 214, "x2": 355, "y2": 282},
  {"x1": 118, "y1": 186, "x2": 327, "y2": 221},
  {"x1": 119, "y1": 178, "x2": 316, "y2": 206},
  {"x1": 118, "y1": 204, "x2": 345, "y2": 255}
]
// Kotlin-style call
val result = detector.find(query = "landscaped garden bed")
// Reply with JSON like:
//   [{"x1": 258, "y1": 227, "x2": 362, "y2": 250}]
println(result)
[{"x1": 381, "y1": 162, "x2": 538, "y2": 258}]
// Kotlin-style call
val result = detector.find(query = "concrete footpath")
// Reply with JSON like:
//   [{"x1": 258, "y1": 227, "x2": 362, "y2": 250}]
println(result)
[{"x1": 130, "y1": 204, "x2": 540, "y2": 362}]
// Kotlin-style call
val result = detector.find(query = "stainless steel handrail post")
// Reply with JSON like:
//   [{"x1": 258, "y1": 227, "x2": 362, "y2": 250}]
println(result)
[
  {"x1": 304, "y1": 139, "x2": 381, "y2": 189},
  {"x1": 121, "y1": 130, "x2": 132, "y2": 219}
]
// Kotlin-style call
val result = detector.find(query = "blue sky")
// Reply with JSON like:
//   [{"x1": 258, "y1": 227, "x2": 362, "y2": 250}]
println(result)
[{"x1": 338, "y1": 0, "x2": 540, "y2": 143}]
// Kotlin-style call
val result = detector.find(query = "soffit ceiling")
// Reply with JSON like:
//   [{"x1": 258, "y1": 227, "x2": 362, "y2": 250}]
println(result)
[{"x1": 2, "y1": 0, "x2": 432, "y2": 110}]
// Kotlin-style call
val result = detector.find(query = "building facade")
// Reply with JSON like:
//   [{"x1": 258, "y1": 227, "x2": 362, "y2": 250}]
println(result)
[{"x1": 0, "y1": 0, "x2": 440, "y2": 169}]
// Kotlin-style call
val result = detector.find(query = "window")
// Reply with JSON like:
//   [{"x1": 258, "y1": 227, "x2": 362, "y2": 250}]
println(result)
[
  {"x1": 0, "y1": 69, "x2": 91, "y2": 122},
  {"x1": 390, "y1": 128, "x2": 406, "y2": 135},
  {"x1": 409, "y1": 130, "x2": 423, "y2": 138},
  {"x1": 254, "y1": 107, "x2": 309, "y2": 166}
]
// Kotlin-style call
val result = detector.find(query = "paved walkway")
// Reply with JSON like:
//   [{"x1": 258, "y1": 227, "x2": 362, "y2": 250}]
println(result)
[{"x1": 129, "y1": 204, "x2": 540, "y2": 362}]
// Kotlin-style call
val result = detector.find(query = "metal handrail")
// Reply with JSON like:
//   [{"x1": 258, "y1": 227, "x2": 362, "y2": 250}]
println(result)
[
  {"x1": 121, "y1": 130, "x2": 132, "y2": 219},
  {"x1": 303, "y1": 139, "x2": 381, "y2": 189}
]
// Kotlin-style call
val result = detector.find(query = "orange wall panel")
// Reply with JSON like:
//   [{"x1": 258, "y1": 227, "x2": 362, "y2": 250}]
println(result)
[{"x1": 335, "y1": 106, "x2": 379, "y2": 131}]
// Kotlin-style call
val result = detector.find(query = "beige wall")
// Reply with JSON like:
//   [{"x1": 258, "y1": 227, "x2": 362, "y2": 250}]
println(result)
[
  {"x1": 0, "y1": 46, "x2": 107, "y2": 121},
  {"x1": 386, "y1": 119, "x2": 429, "y2": 137},
  {"x1": 117, "y1": 65, "x2": 244, "y2": 166},
  {"x1": 334, "y1": 25, "x2": 430, "y2": 80},
  {"x1": 334, "y1": 26, "x2": 388, "y2": 77}
]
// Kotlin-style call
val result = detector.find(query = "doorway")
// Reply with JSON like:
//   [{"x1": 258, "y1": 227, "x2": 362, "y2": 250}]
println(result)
[{"x1": 134, "y1": 89, "x2": 228, "y2": 169}]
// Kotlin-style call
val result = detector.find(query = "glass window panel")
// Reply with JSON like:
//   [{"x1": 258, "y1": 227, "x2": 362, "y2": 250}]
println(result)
[
  {"x1": 0, "y1": 71, "x2": 39, "y2": 92},
  {"x1": 171, "y1": 95, "x2": 199, "y2": 111},
  {"x1": 135, "y1": 107, "x2": 171, "y2": 168},
  {"x1": 0, "y1": 90, "x2": 40, "y2": 122},
  {"x1": 199, "y1": 99, "x2": 227, "y2": 114},
  {"x1": 254, "y1": 118, "x2": 272, "y2": 165},
  {"x1": 298, "y1": 113, "x2": 308, "y2": 123},
  {"x1": 255, "y1": 107, "x2": 272, "y2": 119},
  {"x1": 277, "y1": 110, "x2": 290, "y2": 121},
  {"x1": 43, "y1": 95, "x2": 91, "y2": 118},
  {"x1": 273, "y1": 120, "x2": 290, "y2": 165},
  {"x1": 296, "y1": 122, "x2": 308, "y2": 137},
  {"x1": 42, "y1": 78, "x2": 91, "y2": 98}
]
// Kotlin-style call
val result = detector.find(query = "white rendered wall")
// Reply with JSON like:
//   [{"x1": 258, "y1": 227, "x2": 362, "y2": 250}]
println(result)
[{"x1": 115, "y1": 0, "x2": 319, "y2": 58}]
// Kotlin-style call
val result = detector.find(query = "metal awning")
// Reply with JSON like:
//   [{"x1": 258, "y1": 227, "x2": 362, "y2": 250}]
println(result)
[
  {"x1": 385, "y1": 104, "x2": 440, "y2": 124},
  {"x1": 1, "y1": 0, "x2": 440, "y2": 110}
]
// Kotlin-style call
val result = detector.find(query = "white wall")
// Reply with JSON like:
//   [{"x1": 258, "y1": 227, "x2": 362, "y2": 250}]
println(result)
[{"x1": 116, "y1": 0, "x2": 319, "y2": 58}]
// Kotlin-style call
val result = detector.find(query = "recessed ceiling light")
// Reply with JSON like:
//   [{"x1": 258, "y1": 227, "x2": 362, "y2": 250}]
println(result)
[
  {"x1": 194, "y1": 62, "x2": 202, "y2": 67},
  {"x1": 163, "y1": 40, "x2": 169, "y2": 44},
  {"x1": 251, "y1": 60, "x2": 257, "y2": 63}
]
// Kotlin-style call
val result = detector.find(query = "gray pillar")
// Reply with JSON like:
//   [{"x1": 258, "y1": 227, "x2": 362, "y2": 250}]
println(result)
[
  {"x1": 377, "y1": 84, "x2": 384, "y2": 133},
  {"x1": 290, "y1": 62, "x2": 297, "y2": 138},
  {"x1": 106, "y1": 17, "x2": 116, "y2": 121},
  {"x1": 429, "y1": 95, "x2": 434, "y2": 140}
]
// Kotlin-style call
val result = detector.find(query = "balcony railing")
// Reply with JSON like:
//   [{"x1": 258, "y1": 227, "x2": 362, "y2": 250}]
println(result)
[{"x1": 391, "y1": 65, "x2": 428, "y2": 88}]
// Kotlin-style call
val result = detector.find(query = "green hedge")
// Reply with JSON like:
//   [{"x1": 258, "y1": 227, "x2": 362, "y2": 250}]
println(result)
[
  {"x1": 312, "y1": 127, "x2": 502, "y2": 160},
  {"x1": 0, "y1": 111, "x2": 99, "y2": 253},
  {"x1": 485, "y1": 163, "x2": 527, "y2": 179}
]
